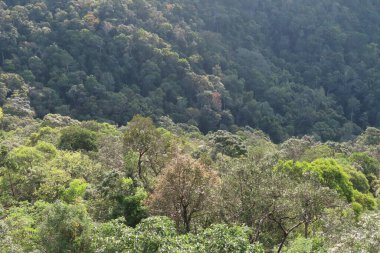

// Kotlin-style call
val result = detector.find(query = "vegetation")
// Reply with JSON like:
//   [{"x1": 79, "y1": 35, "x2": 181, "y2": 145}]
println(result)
[
  {"x1": 0, "y1": 107, "x2": 379, "y2": 252},
  {"x1": 1, "y1": 0, "x2": 380, "y2": 142},
  {"x1": 2, "y1": 0, "x2": 380, "y2": 252}
]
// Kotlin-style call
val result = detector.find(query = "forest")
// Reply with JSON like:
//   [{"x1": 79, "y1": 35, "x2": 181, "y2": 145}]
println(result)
[
  {"x1": 1, "y1": 106, "x2": 380, "y2": 252},
  {"x1": 1, "y1": 0, "x2": 380, "y2": 142},
  {"x1": 2, "y1": 0, "x2": 380, "y2": 252}
]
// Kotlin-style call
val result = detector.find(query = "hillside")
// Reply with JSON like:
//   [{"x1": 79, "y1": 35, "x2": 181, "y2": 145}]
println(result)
[
  {"x1": 1, "y1": 0, "x2": 380, "y2": 142},
  {"x1": 2, "y1": 2, "x2": 380, "y2": 251}
]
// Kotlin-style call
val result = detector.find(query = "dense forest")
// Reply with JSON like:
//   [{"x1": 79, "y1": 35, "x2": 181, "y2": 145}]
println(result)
[
  {"x1": 1, "y1": 0, "x2": 380, "y2": 142},
  {"x1": 1, "y1": 108, "x2": 380, "y2": 252},
  {"x1": 2, "y1": 0, "x2": 380, "y2": 252}
]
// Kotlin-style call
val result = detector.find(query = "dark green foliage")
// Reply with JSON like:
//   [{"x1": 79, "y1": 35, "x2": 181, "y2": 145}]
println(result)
[
  {"x1": 100, "y1": 173, "x2": 148, "y2": 227},
  {"x1": 59, "y1": 125, "x2": 97, "y2": 151},
  {"x1": 1, "y1": 0, "x2": 380, "y2": 141},
  {"x1": 208, "y1": 130, "x2": 247, "y2": 158},
  {"x1": 2, "y1": 0, "x2": 380, "y2": 250},
  {"x1": 121, "y1": 192, "x2": 148, "y2": 227}
]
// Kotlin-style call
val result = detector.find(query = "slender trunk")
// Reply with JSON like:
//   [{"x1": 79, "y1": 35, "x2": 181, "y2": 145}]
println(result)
[
  {"x1": 277, "y1": 233, "x2": 288, "y2": 253},
  {"x1": 138, "y1": 152, "x2": 143, "y2": 180},
  {"x1": 253, "y1": 217, "x2": 265, "y2": 242},
  {"x1": 304, "y1": 222, "x2": 309, "y2": 238},
  {"x1": 6, "y1": 171, "x2": 16, "y2": 197},
  {"x1": 182, "y1": 206, "x2": 191, "y2": 233},
  {"x1": 271, "y1": 218, "x2": 303, "y2": 253},
  {"x1": 185, "y1": 218, "x2": 190, "y2": 233}
]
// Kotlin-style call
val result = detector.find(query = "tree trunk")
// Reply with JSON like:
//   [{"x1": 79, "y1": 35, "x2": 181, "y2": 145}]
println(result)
[
  {"x1": 304, "y1": 222, "x2": 309, "y2": 238},
  {"x1": 182, "y1": 206, "x2": 191, "y2": 233},
  {"x1": 138, "y1": 152, "x2": 143, "y2": 180},
  {"x1": 253, "y1": 217, "x2": 265, "y2": 242},
  {"x1": 6, "y1": 171, "x2": 16, "y2": 197},
  {"x1": 277, "y1": 233, "x2": 288, "y2": 253}
]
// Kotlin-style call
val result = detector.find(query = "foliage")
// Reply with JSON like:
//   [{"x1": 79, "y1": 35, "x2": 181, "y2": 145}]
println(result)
[
  {"x1": 124, "y1": 115, "x2": 175, "y2": 188},
  {"x1": 276, "y1": 159, "x2": 354, "y2": 202},
  {"x1": 91, "y1": 216, "x2": 264, "y2": 253},
  {"x1": 221, "y1": 158, "x2": 340, "y2": 252},
  {"x1": 208, "y1": 130, "x2": 247, "y2": 158},
  {"x1": 350, "y1": 152, "x2": 380, "y2": 180},
  {"x1": 2, "y1": 0, "x2": 380, "y2": 142},
  {"x1": 62, "y1": 179, "x2": 88, "y2": 204},
  {"x1": 356, "y1": 127, "x2": 380, "y2": 146},
  {"x1": 59, "y1": 125, "x2": 98, "y2": 152},
  {"x1": 284, "y1": 237, "x2": 326, "y2": 253},
  {"x1": 39, "y1": 201, "x2": 93, "y2": 253},
  {"x1": 323, "y1": 211, "x2": 380, "y2": 252},
  {"x1": 0, "y1": 95, "x2": 380, "y2": 251},
  {"x1": 91, "y1": 218, "x2": 135, "y2": 253},
  {"x1": 201, "y1": 224, "x2": 263, "y2": 253}
]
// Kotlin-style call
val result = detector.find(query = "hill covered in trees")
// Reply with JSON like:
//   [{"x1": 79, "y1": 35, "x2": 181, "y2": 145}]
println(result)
[
  {"x1": 1, "y1": 0, "x2": 380, "y2": 142},
  {"x1": 2, "y1": 1, "x2": 380, "y2": 251}
]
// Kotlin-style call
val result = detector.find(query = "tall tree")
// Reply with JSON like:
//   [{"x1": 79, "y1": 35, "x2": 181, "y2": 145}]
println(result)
[{"x1": 124, "y1": 115, "x2": 175, "y2": 188}]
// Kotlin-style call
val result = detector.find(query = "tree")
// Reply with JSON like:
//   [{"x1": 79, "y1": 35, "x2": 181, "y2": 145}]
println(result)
[
  {"x1": 147, "y1": 154, "x2": 220, "y2": 232},
  {"x1": 3, "y1": 145, "x2": 45, "y2": 201},
  {"x1": 276, "y1": 159, "x2": 355, "y2": 202},
  {"x1": 124, "y1": 115, "x2": 158, "y2": 182},
  {"x1": 94, "y1": 171, "x2": 148, "y2": 226},
  {"x1": 59, "y1": 125, "x2": 98, "y2": 152},
  {"x1": 35, "y1": 168, "x2": 70, "y2": 202},
  {"x1": 134, "y1": 216, "x2": 177, "y2": 252},
  {"x1": 356, "y1": 127, "x2": 380, "y2": 146},
  {"x1": 39, "y1": 202, "x2": 93, "y2": 253},
  {"x1": 124, "y1": 115, "x2": 175, "y2": 187},
  {"x1": 3, "y1": 92, "x2": 35, "y2": 118},
  {"x1": 322, "y1": 211, "x2": 380, "y2": 252},
  {"x1": 350, "y1": 152, "x2": 380, "y2": 180},
  {"x1": 208, "y1": 130, "x2": 247, "y2": 158},
  {"x1": 201, "y1": 224, "x2": 264, "y2": 253},
  {"x1": 221, "y1": 158, "x2": 339, "y2": 252},
  {"x1": 91, "y1": 218, "x2": 135, "y2": 253},
  {"x1": 267, "y1": 176, "x2": 338, "y2": 252}
]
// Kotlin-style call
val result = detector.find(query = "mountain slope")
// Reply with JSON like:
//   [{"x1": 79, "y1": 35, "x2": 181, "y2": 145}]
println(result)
[{"x1": 1, "y1": 0, "x2": 380, "y2": 142}]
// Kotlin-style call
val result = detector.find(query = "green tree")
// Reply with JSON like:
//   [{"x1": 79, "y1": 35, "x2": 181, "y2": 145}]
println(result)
[
  {"x1": 222, "y1": 159, "x2": 339, "y2": 252},
  {"x1": 208, "y1": 130, "x2": 247, "y2": 158},
  {"x1": 124, "y1": 115, "x2": 175, "y2": 187},
  {"x1": 39, "y1": 201, "x2": 93, "y2": 253},
  {"x1": 59, "y1": 125, "x2": 98, "y2": 152},
  {"x1": 276, "y1": 159, "x2": 355, "y2": 202}
]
